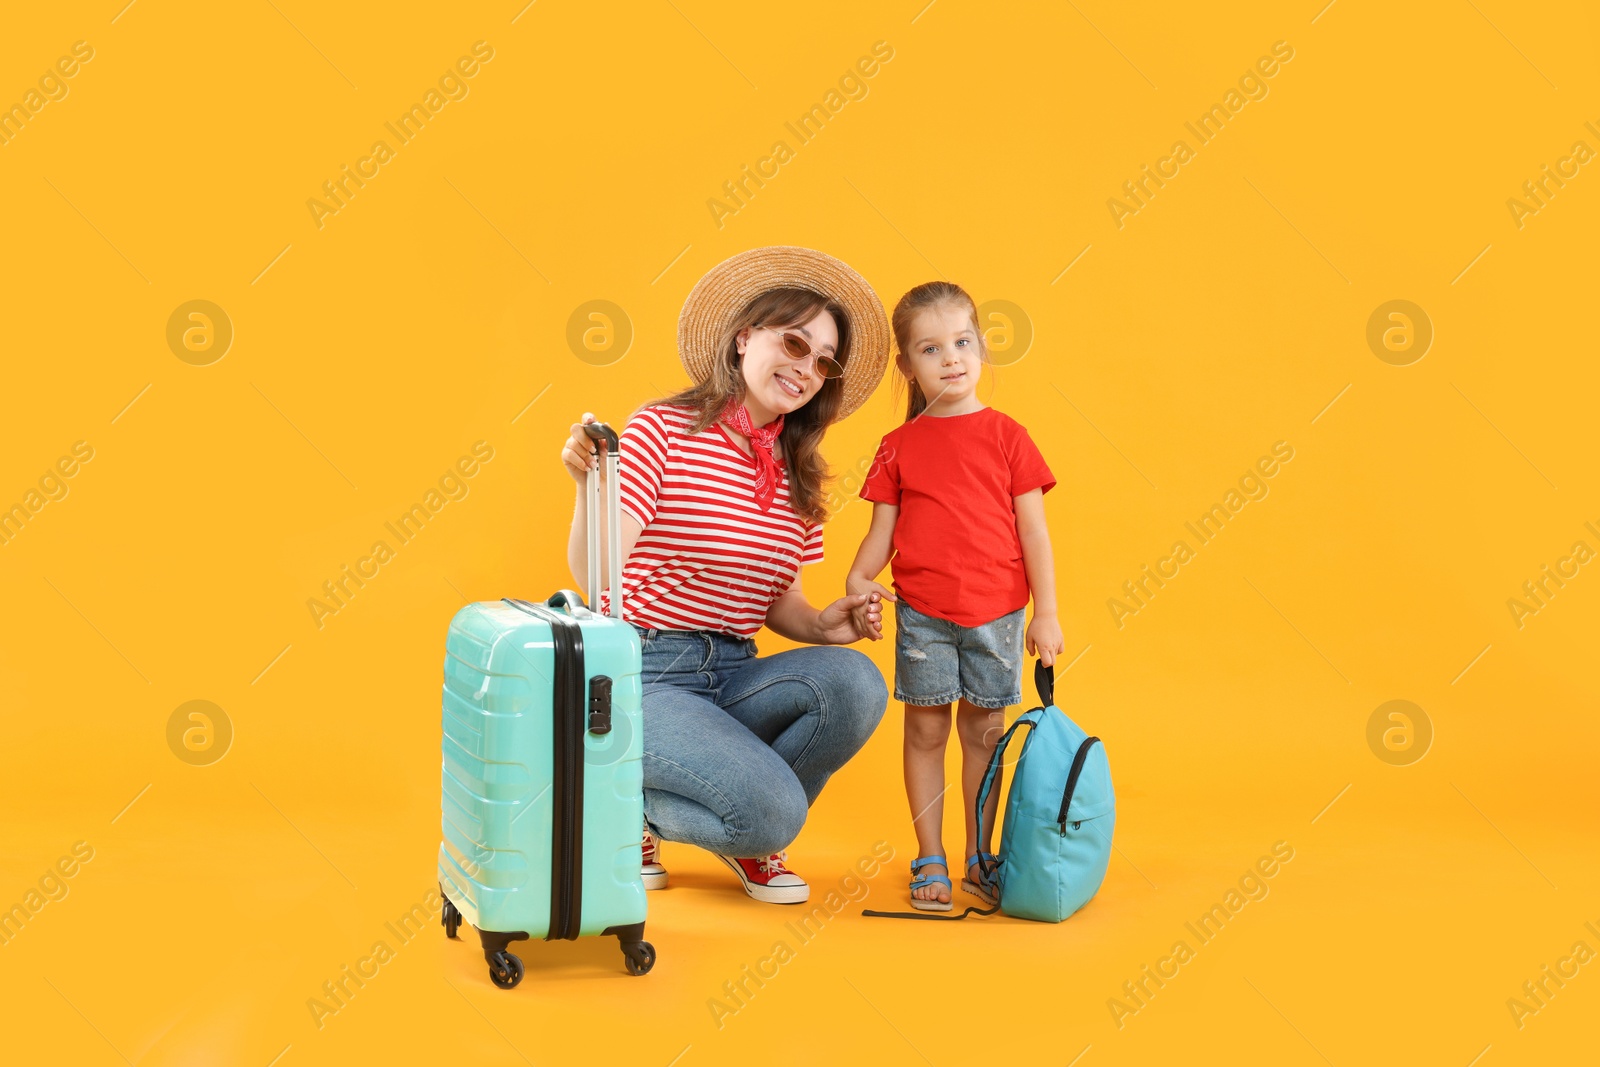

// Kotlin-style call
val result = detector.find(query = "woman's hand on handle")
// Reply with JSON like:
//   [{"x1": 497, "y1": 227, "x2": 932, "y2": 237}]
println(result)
[{"x1": 562, "y1": 412, "x2": 604, "y2": 482}]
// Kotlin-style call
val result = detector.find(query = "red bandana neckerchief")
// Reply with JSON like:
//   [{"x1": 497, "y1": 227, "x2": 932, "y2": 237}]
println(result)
[{"x1": 719, "y1": 400, "x2": 786, "y2": 511}]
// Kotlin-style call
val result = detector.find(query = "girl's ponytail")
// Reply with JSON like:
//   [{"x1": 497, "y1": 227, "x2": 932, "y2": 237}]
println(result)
[
  {"x1": 904, "y1": 378, "x2": 929, "y2": 421},
  {"x1": 890, "y1": 280, "x2": 984, "y2": 423}
]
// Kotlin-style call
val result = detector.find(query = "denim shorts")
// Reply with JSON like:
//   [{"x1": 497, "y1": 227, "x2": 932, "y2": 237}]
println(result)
[{"x1": 894, "y1": 601, "x2": 1026, "y2": 709}]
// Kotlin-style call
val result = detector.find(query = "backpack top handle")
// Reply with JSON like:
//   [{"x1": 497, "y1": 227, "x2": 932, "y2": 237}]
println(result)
[{"x1": 1035, "y1": 660, "x2": 1054, "y2": 707}]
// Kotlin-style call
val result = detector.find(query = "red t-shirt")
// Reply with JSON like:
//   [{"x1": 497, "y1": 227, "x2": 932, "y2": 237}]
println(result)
[{"x1": 860, "y1": 406, "x2": 1055, "y2": 628}]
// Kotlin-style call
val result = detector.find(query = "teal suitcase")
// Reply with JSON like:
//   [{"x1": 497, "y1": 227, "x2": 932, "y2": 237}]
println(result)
[{"x1": 438, "y1": 423, "x2": 653, "y2": 986}]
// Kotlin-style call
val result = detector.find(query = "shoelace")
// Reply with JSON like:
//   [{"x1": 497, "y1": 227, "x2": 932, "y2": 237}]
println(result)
[{"x1": 756, "y1": 851, "x2": 790, "y2": 876}]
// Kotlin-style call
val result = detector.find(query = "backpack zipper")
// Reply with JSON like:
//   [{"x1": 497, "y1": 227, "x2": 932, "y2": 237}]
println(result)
[{"x1": 1057, "y1": 736, "x2": 1101, "y2": 835}]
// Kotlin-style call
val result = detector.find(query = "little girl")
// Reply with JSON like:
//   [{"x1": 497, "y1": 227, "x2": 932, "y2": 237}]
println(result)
[{"x1": 846, "y1": 281, "x2": 1063, "y2": 911}]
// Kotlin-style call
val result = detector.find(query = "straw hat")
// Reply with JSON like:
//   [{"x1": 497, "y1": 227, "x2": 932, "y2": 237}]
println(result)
[{"x1": 677, "y1": 246, "x2": 890, "y2": 420}]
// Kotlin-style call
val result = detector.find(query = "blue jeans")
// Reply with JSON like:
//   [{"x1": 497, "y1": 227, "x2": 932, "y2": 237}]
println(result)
[{"x1": 634, "y1": 625, "x2": 888, "y2": 858}]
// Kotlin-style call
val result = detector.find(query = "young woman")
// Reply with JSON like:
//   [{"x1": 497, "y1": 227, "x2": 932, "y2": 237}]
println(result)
[{"x1": 558, "y1": 246, "x2": 892, "y2": 904}]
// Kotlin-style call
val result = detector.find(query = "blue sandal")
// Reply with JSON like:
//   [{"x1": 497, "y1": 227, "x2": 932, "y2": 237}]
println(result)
[
  {"x1": 962, "y1": 852, "x2": 1000, "y2": 905},
  {"x1": 909, "y1": 854, "x2": 953, "y2": 912}
]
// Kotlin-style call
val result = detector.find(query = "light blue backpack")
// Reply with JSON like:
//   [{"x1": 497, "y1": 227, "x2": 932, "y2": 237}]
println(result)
[{"x1": 867, "y1": 661, "x2": 1114, "y2": 922}]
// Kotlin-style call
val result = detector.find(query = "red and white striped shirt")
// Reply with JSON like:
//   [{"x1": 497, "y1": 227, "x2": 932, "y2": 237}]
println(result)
[{"x1": 597, "y1": 403, "x2": 824, "y2": 637}]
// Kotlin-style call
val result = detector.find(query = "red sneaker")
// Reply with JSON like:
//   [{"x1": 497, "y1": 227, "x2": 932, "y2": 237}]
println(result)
[
  {"x1": 641, "y1": 824, "x2": 667, "y2": 890},
  {"x1": 715, "y1": 851, "x2": 809, "y2": 904}
]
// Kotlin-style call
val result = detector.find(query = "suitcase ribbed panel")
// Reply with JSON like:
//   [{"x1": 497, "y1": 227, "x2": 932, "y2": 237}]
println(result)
[{"x1": 439, "y1": 605, "x2": 554, "y2": 937}]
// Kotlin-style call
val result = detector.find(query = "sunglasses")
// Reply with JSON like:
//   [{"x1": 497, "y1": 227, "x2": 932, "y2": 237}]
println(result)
[{"x1": 756, "y1": 325, "x2": 844, "y2": 379}]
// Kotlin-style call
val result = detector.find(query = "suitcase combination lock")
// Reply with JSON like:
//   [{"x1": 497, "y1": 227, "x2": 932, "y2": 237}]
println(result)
[{"x1": 588, "y1": 676, "x2": 613, "y2": 735}]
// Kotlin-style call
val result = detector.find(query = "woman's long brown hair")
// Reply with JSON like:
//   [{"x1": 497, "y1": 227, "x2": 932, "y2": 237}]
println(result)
[{"x1": 642, "y1": 287, "x2": 851, "y2": 524}]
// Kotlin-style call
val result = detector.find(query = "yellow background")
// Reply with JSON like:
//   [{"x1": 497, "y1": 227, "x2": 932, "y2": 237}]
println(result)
[{"x1": 3, "y1": 0, "x2": 1597, "y2": 1063}]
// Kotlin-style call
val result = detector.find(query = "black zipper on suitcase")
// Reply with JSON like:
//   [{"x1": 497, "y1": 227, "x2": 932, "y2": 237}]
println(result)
[{"x1": 506, "y1": 599, "x2": 585, "y2": 941}]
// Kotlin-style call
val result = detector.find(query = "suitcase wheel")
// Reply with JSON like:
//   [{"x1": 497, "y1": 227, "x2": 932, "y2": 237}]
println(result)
[
  {"x1": 488, "y1": 951, "x2": 525, "y2": 989},
  {"x1": 622, "y1": 940, "x2": 656, "y2": 976},
  {"x1": 441, "y1": 898, "x2": 462, "y2": 940}
]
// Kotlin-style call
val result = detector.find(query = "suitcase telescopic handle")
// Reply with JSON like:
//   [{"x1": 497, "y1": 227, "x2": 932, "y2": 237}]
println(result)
[
  {"x1": 581, "y1": 421, "x2": 624, "y2": 620},
  {"x1": 582, "y1": 422, "x2": 620, "y2": 452}
]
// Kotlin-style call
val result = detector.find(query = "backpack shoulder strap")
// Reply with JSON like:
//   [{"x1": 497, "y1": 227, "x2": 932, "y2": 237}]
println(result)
[
  {"x1": 975, "y1": 709, "x2": 1040, "y2": 843},
  {"x1": 862, "y1": 902, "x2": 1000, "y2": 920}
]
